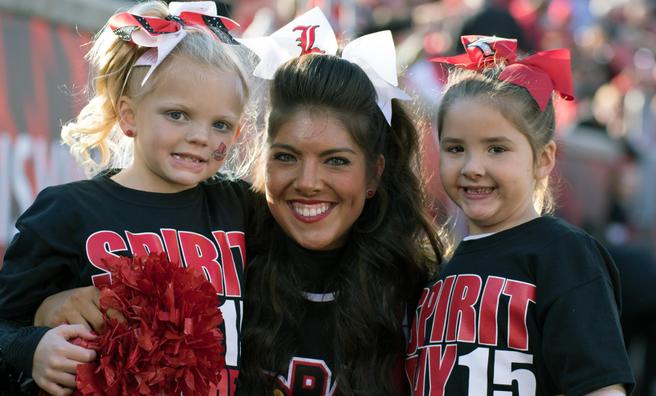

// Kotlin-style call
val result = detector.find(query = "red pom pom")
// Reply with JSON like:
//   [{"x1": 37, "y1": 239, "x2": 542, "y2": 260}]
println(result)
[{"x1": 73, "y1": 253, "x2": 225, "y2": 395}]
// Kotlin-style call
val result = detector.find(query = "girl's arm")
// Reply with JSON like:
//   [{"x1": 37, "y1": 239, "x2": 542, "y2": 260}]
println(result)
[
  {"x1": 0, "y1": 319, "x2": 49, "y2": 392},
  {"x1": 539, "y1": 233, "x2": 634, "y2": 395},
  {"x1": 557, "y1": 384, "x2": 626, "y2": 396},
  {"x1": 0, "y1": 185, "x2": 93, "y2": 390},
  {"x1": 585, "y1": 384, "x2": 626, "y2": 395}
]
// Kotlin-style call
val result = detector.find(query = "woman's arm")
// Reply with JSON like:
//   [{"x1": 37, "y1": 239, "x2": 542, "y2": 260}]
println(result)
[{"x1": 35, "y1": 286, "x2": 103, "y2": 332}]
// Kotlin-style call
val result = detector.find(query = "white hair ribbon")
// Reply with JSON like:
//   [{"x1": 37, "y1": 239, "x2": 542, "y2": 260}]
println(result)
[
  {"x1": 109, "y1": 1, "x2": 239, "y2": 85},
  {"x1": 237, "y1": 7, "x2": 409, "y2": 125},
  {"x1": 237, "y1": 7, "x2": 337, "y2": 79}
]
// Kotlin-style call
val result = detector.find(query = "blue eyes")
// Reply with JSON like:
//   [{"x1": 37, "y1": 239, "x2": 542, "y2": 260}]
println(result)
[
  {"x1": 326, "y1": 157, "x2": 350, "y2": 166},
  {"x1": 167, "y1": 111, "x2": 185, "y2": 121},
  {"x1": 273, "y1": 152, "x2": 295, "y2": 162},
  {"x1": 272, "y1": 152, "x2": 351, "y2": 166},
  {"x1": 213, "y1": 121, "x2": 230, "y2": 131},
  {"x1": 165, "y1": 111, "x2": 232, "y2": 133}
]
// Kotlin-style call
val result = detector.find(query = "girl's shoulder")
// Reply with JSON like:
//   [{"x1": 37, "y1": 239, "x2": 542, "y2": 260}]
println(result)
[
  {"x1": 201, "y1": 174, "x2": 257, "y2": 204},
  {"x1": 534, "y1": 216, "x2": 606, "y2": 255},
  {"x1": 13, "y1": 178, "x2": 105, "y2": 238},
  {"x1": 532, "y1": 217, "x2": 620, "y2": 300},
  {"x1": 496, "y1": 216, "x2": 612, "y2": 274},
  {"x1": 449, "y1": 216, "x2": 588, "y2": 256},
  {"x1": 27, "y1": 178, "x2": 103, "y2": 211},
  {"x1": 447, "y1": 215, "x2": 614, "y2": 280},
  {"x1": 537, "y1": 215, "x2": 590, "y2": 237},
  {"x1": 494, "y1": 215, "x2": 599, "y2": 253},
  {"x1": 202, "y1": 173, "x2": 252, "y2": 193},
  {"x1": 201, "y1": 174, "x2": 261, "y2": 218}
]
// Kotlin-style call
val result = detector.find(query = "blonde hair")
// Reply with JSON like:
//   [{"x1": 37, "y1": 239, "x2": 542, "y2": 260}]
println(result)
[
  {"x1": 62, "y1": 1, "x2": 255, "y2": 177},
  {"x1": 437, "y1": 66, "x2": 557, "y2": 214}
]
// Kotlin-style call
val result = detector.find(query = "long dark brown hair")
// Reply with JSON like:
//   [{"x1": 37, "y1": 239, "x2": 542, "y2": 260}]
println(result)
[{"x1": 239, "y1": 54, "x2": 442, "y2": 395}]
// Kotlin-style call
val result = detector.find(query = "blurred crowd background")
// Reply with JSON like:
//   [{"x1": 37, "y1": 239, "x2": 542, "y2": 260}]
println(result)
[{"x1": 0, "y1": 0, "x2": 654, "y2": 394}]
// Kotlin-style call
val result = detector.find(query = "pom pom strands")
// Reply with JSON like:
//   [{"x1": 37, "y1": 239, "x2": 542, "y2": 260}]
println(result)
[{"x1": 73, "y1": 253, "x2": 225, "y2": 396}]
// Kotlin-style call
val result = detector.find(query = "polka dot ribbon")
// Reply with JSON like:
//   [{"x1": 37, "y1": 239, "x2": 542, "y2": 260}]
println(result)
[
  {"x1": 431, "y1": 35, "x2": 575, "y2": 111},
  {"x1": 108, "y1": 1, "x2": 239, "y2": 85}
]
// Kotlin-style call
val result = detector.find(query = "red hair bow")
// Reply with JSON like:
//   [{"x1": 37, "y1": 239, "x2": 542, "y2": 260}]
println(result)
[
  {"x1": 108, "y1": 11, "x2": 239, "y2": 45},
  {"x1": 431, "y1": 35, "x2": 574, "y2": 111},
  {"x1": 106, "y1": 2, "x2": 239, "y2": 85}
]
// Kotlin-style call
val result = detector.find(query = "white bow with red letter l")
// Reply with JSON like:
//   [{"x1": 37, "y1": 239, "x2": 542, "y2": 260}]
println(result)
[{"x1": 237, "y1": 7, "x2": 410, "y2": 125}]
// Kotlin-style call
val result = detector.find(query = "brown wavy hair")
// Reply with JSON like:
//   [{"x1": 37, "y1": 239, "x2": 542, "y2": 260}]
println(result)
[{"x1": 239, "y1": 54, "x2": 443, "y2": 395}]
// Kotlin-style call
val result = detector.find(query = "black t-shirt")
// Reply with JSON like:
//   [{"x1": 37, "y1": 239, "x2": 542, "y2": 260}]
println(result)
[
  {"x1": 406, "y1": 216, "x2": 634, "y2": 395},
  {"x1": 0, "y1": 172, "x2": 253, "y2": 395},
  {"x1": 270, "y1": 236, "x2": 343, "y2": 396}
]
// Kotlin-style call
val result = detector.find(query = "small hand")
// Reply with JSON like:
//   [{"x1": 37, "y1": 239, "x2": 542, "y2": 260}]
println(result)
[{"x1": 32, "y1": 324, "x2": 97, "y2": 396}]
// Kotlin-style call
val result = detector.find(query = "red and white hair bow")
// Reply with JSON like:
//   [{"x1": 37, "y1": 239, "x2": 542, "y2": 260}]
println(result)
[
  {"x1": 431, "y1": 35, "x2": 574, "y2": 111},
  {"x1": 237, "y1": 7, "x2": 410, "y2": 125},
  {"x1": 108, "y1": 1, "x2": 239, "y2": 85}
]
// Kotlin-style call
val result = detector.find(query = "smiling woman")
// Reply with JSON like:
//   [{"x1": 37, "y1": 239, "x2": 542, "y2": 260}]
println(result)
[
  {"x1": 264, "y1": 110, "x2": 381, "y2": 251},
  {"x1": 239, "y1": 54, "x2": 443, "y2": 395}
]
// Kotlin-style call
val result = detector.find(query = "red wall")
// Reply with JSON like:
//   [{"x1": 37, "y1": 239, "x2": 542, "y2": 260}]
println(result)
[{"x1": 0, "y1": 12, "x2": 90, "y2": 266}]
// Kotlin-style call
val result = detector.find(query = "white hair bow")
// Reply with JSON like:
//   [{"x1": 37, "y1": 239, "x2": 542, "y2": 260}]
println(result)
[
  {"x1": 237, "y1": 7, "x2": 410, "y2": 125},
  {"x1": 109, "y1": 1, "x2": 239, "y2": 85}
]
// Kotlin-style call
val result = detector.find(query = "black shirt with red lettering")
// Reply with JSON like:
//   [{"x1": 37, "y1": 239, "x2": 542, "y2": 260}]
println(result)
[
  {"x1": 406, "y1": 216, "x2": 634, "y2": 396},
  {"x1": 270, "y1": 236, "x2": 342, "y2": 395},
  {"x1": 0, "y1": 171, "x2": 252, "y2": 395}
]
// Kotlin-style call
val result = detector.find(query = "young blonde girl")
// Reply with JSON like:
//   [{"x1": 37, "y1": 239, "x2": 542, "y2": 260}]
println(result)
[
  {"x1": 406, "y1": 36, "x2": 634, "y2": 395},
  {"x1": 0, "y1": 2, "x2": 254, "y2": 395}
]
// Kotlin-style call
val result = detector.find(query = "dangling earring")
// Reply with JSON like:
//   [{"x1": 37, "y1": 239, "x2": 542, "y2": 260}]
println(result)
[
  {"x1": 366, "y1": 189, "x2": 375, "y2": 198},
  {"x1": 212, "y1": 142, "x2": 227, "y2": 161},
  {"x1": 123, "y1": 129, "x2": 135, "y2": 137}
]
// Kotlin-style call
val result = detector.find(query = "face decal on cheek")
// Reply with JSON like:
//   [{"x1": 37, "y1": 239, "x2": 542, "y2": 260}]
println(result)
[{"x1": 212, "y1": 142, "x2": 227, "y2": 161}]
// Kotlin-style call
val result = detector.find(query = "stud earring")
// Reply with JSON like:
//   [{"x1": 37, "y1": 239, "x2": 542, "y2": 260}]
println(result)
[
  {"x1": 123, "y1": 129, "x2": 135, "y2": 137},
  {"x1": 366, "y1": 189, "x2": 375, "y2": 198}
]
